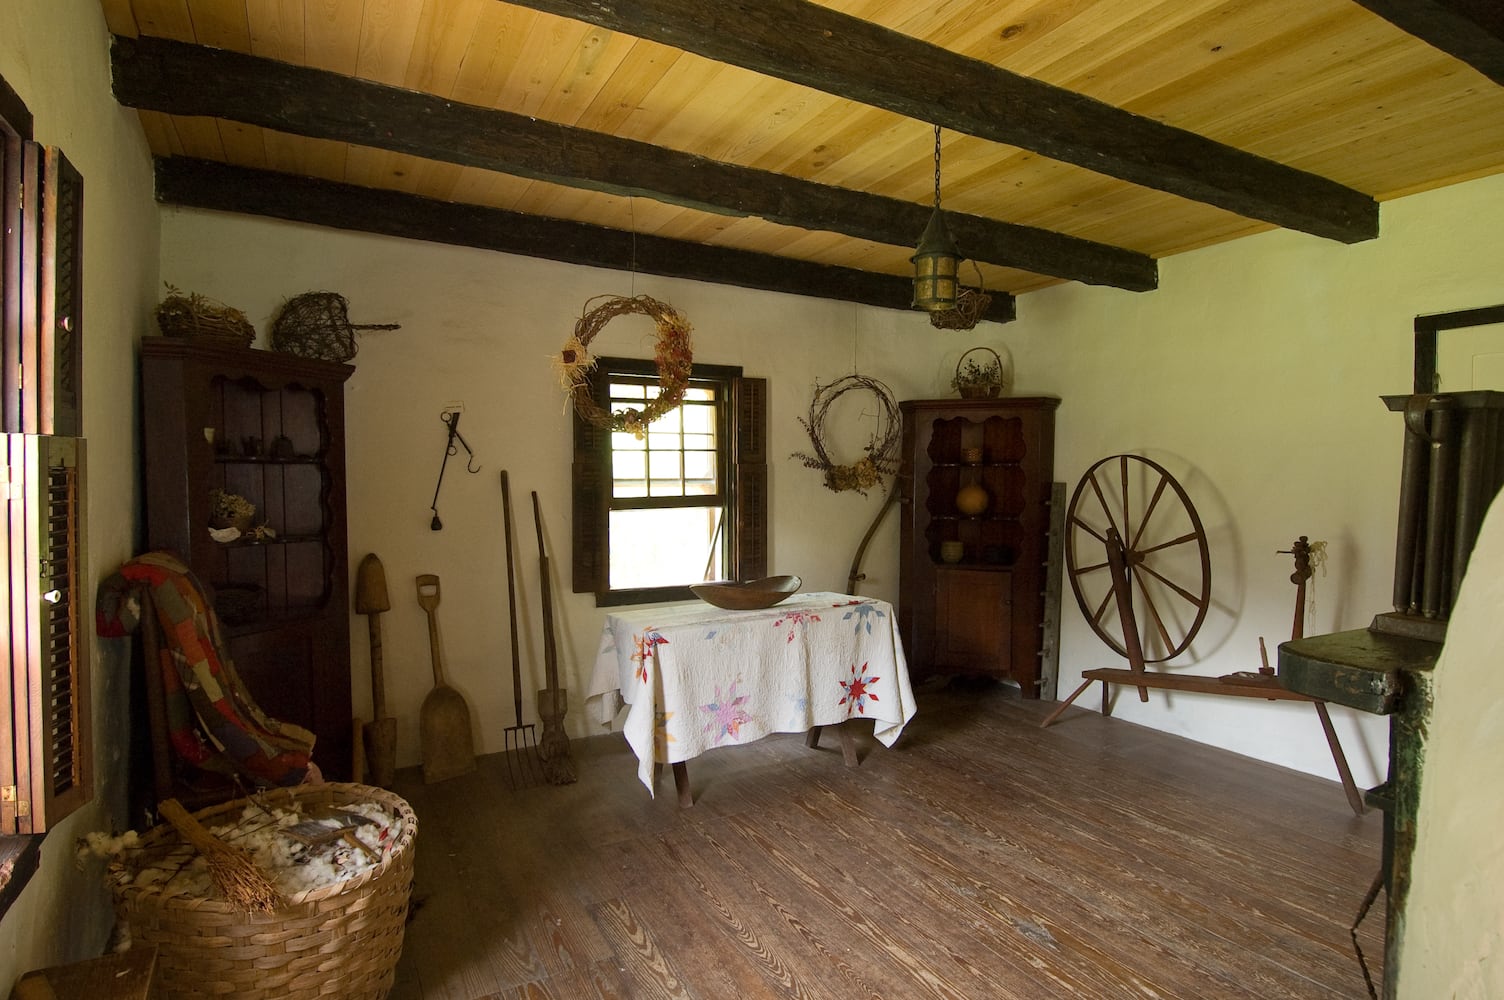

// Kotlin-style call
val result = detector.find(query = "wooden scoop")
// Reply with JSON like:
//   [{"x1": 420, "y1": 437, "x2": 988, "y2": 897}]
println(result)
[
  {"x1": 355, "y1": 553, "x2": 397, "y2": 787},
  {"x1": 417, "y1": 574, "x2": 476, "y2": 783}
]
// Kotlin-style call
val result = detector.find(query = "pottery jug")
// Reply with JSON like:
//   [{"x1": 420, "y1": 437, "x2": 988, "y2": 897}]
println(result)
[{"x1": 956, "y1": 482, "x2": 989, "y2": 516}]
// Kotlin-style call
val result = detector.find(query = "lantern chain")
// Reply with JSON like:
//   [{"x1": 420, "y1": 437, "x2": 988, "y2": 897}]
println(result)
[{"x1": 933, "y1": 125, "x2": 943, "y2": 209}]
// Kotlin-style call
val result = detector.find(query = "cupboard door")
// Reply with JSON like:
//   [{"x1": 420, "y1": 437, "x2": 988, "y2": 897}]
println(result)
[{"x1": 934, "y1": 568, "x2": 1011, "y2": 672}]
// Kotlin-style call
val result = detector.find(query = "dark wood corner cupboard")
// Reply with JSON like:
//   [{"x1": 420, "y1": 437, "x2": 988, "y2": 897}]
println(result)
[
  {"x1": 141, "y1": 338, "x2": 353, "y2": 779},
  {"x1": 898, "y1": 397, "x2": 1059, "y2": 695}
]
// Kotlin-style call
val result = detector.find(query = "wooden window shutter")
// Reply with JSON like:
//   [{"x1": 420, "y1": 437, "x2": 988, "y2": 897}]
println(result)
[
  {"x1": 732, "y1": 377, "x2": 767, "y2": 580},
  {"x1": 41, "y1": 147, "x2": 83, "y2": 437},
  {"x1": 571, "y1": 377, "x2": 610, "y2": 594},
  {"x1": 4, "y1": 434, "x2": 90, "y2": 834}
]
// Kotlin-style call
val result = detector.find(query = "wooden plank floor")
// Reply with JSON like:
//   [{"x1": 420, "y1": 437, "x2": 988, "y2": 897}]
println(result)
[{"x1": 387, "y1": 678, "x2": 1385, "y2": 1000}]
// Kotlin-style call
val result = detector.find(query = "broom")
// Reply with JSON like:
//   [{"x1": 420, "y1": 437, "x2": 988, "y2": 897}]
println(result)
[{"x1": 158, "y1": 798, "x2": 285, "y2": 913}]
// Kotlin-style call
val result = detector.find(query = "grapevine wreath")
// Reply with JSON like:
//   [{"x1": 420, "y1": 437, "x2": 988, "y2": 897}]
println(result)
[
  {"x1": 791, "y1": 374, "x2": 901, "y2": 494},
  {"x1": 553, "y1": 295, "x2": 694, "y2": 439}
]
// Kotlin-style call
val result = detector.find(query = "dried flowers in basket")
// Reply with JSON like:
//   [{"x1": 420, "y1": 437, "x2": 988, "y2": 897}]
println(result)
[
  {"x1": 951, "y1": 347, "x2": 1004, "y2": 399},
  {"x1": 209, "y1": 489, "x2": 256, "y2": 532},
  {"x1": 154, "y1": 283, "x2": 256, "y2": 346},
  {"x1": 791, "y1": 374, "x2": 901, "y2": 495}
]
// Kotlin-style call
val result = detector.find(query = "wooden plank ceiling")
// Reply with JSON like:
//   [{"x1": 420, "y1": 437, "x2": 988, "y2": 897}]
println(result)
[{"x1": 97, "y1": 0, "x2": 1504, "y2": 317}]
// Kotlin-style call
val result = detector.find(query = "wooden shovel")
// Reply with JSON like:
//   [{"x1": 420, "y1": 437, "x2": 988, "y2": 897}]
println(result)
[
  {"x1": 354, "y1": 553, "x2": 397, "y2": 788},
  {"x1": 417, "y1": 574, "x2": 476, "y2": 783}
]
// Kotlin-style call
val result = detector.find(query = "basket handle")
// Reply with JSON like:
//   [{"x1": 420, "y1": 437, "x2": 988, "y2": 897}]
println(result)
[{"x1": 955, "y1": 346, "x2": 1002, "y2": 382}]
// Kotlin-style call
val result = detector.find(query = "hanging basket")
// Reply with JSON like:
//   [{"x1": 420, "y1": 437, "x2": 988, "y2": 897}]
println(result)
[
  {"x1": 270, "y1": 292, "x2": 400, "y2": 363},
  {"x1": 107, "y1": 782, "x2": 416, "y2": 1000},
  {"x1": 952, "y1": 346, "x2": 1004, "y2": 399}
]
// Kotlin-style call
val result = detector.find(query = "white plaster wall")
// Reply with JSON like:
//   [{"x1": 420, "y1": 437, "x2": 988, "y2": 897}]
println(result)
[
  {"x1": 1, "y1": 0, "x2": 159, "y2": 985},
  {"x1": 1398, "y1": 489, "x2": 1504, "y2": 999},
  {"x1": 160, "y1": 171, "x2": 1504, "y2": 799}
]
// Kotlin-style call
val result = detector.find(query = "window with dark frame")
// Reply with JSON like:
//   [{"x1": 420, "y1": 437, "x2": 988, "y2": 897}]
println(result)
[{"x1": 572, "y1": 357, "x2": 766, "y2": 607}]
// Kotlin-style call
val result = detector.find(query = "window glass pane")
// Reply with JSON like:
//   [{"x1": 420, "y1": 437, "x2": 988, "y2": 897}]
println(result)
[
  {"x1": 609, "y1": 507, "x2": 725, "y2": 588},
  {"x1": 684, "y1": 452, "x2": 717, "y2": 487},
  {"x1": 683, "y1": 387, "x2": 714, "y2": 402},
  {"x1": 648, "y1": 406, "x2": 681, "y2": 433},
  {"x1": 612, "y1": 430, "x2": 644, "y2": 451},
  {"x1": 683, "y1": 433, "x2": 715, "y2": 451},
  {"x1": 648, "y1": 430, "x2": 682, "y2": 452},
  {"x1": 648, "y1": 452, "x2": 681, "y2": 480},
  {"x1": 612, "y1": 451, "x2": 647, "y2": 498},
  {"x1": 682, "y1": 404, "x2": 715, "y2": 434},
  {"x1": 610, "y1": 382, "x2": 647, "y2": 401}
]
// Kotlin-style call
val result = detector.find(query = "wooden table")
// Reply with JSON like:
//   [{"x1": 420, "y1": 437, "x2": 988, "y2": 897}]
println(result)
[{"x1": 587, "y1": 592, "x2": 916, "y2": 805}]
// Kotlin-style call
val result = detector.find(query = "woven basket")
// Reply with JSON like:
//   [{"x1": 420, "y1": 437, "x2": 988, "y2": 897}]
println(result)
[
  {"x1": 155, "y1": 289, "x2": 256, "y2": 347},
  {"x1": 108, "y1": 783, "x2": 417, "y2": 999}
]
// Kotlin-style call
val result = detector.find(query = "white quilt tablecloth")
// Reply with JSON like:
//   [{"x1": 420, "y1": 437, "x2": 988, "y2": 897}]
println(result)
[{"x1": 587, "y1": 592, "x2": 916, "y2": 795}]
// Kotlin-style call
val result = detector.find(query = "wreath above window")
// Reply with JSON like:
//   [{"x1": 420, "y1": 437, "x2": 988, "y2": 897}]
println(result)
[{"x1": 553, "y1": 295, "x2": 694, "y2": 439}]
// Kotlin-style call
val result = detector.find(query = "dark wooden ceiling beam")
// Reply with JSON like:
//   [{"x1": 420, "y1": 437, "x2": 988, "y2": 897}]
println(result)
[
  {"x1": 503, "y1": 0, "x2": 1379, "y2": 244},
  {"x1": 1352, "y1": 0, "x2": 1504, "y2": 86},
  {"x1": 110, "y1": 34, "x2": 1154, "y2": 291},
  {"x1": 153, "y1": 156, "x2": 1016, "y2": 323}
]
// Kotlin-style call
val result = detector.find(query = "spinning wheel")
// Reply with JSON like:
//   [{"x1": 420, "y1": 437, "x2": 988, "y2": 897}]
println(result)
[
  {"x1": 1065, "y1": 454, "x2": 1211, "y2": 665},
  {"x1": 1041, "y1": 453, "x2": 1364, "y2": 816}
]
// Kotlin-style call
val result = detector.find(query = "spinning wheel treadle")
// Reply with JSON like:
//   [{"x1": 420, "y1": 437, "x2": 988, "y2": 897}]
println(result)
[{"x1": 1041, "y1": 454, "x2": 1363, "y2": 815}]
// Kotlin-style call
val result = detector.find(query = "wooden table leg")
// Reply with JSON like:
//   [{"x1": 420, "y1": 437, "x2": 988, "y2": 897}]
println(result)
[
  {"x1": 837, "y1": 724, "x2": 859, "y2": 767},
  {"x1": 807, "y1": 724, "x2": 859, "y2": 766},
  {"x1": 671, "y1": 761, "x2": 693, "y2": 808}
]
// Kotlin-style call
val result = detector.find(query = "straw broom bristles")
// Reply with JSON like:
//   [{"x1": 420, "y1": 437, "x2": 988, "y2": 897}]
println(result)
[{"x1": 157, "y1": 798, "x2": 285, "y2": 913}]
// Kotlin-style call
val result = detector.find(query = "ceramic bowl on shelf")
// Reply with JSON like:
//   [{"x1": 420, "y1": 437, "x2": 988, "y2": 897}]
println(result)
[{"x1": 691, "y1": 575, "x2": 802, "y2": 610}]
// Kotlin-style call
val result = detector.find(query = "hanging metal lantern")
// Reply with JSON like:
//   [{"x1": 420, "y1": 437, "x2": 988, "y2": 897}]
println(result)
[{"x1": 912, "y1": 125, "x2": 962, "y2": 313}]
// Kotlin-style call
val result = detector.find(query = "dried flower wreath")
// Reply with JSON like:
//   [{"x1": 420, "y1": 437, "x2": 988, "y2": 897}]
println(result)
[
  {"x1": 791, "y1": 374, "x2": 902, "y2": 495},
  {"x1": 553, "y1": 295, "x2": 694, "y2": 439}
]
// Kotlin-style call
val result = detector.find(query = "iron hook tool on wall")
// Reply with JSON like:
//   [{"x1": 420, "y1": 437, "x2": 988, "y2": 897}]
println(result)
[{"x1": 429, "y1": 410, "x2": 480, "y2": 530}]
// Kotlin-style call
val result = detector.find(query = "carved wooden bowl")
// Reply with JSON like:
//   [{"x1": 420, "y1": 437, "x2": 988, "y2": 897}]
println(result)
[{"x1": 691, "y1": 575, "x2": 802, "y2": 610}]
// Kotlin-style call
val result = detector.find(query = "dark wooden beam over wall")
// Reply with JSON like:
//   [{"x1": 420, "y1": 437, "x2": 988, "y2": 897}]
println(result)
[
  {"x1": 505, "y1": 0, "x2": 1379, "y2": 244},
  {"x1": 1353, "y1": 0, "x2": 1504, "y2": 86},
  {"x1": 153, "y1": 157, "x2": 1017, "y2": 324},
  {"x1": 110, "y1": 35, "x2": 1154, "y2": 292}
]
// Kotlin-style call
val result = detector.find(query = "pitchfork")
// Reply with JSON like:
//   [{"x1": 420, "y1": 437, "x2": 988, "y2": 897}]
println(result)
[{"x1": 499, "y1": 470, "x2": 542, "y2": 787}]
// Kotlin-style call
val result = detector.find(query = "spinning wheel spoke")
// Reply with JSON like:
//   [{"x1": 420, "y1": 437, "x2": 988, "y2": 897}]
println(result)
[
  {"x1": 1071, "y1": 514, "x2": 1110, "y2": 546},
  {"x1": 1136, "y1": 560, "x2": 1206, "y2": 607},
  {"x1": 1092, "y1": 587, "x2": 1116, "y2": 630},
  {"x1": 1085, "y1": 471, "x2": 1124, "y2": 541},
  {"x1": 1132, "y1": 571, "x2": 1177, "y2": 652},
  {"x1": 1066, "y1": 454, "x2": 1211, "y2": 664},
  {"x1": 1135, "y1": 530, "x2": 1203, "y2": 559},
  {"x1": 1128, "y1": 474, "x2": 1171, "y2": 551}
]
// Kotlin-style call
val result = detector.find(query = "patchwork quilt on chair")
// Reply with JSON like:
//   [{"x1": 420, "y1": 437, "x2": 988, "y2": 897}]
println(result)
[{"x1": 99, "y1": 550, "x2": 314, "y2": 788}]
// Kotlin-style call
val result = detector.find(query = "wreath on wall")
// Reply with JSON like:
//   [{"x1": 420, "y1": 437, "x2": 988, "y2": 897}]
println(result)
[
  {"x1": 552, "y1": 295, "x2": 694, "y2": 439},
  {"x1": 791, "y1": 374, "x2": 902, "y2": 495}
]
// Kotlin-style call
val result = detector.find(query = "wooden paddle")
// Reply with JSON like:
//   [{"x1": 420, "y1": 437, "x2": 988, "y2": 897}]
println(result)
[
  {"x1": 354, "y1": 553, "x2": 397, "y2": 788},
  {"x1": 416, "y1": 574, "x2": 476, "y2": 783}
]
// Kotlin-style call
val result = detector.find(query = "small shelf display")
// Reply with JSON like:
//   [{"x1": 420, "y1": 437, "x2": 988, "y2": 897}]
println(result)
[
  {"x1": 921, "y1": 414, "x2": 1029, "y2": 568},
  {"x1": 898, "y1": 397, "x2": 1059, "y2": 693},
  {"x1": 141, "y1": 338, "x2": 354, "y2": 777}
]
